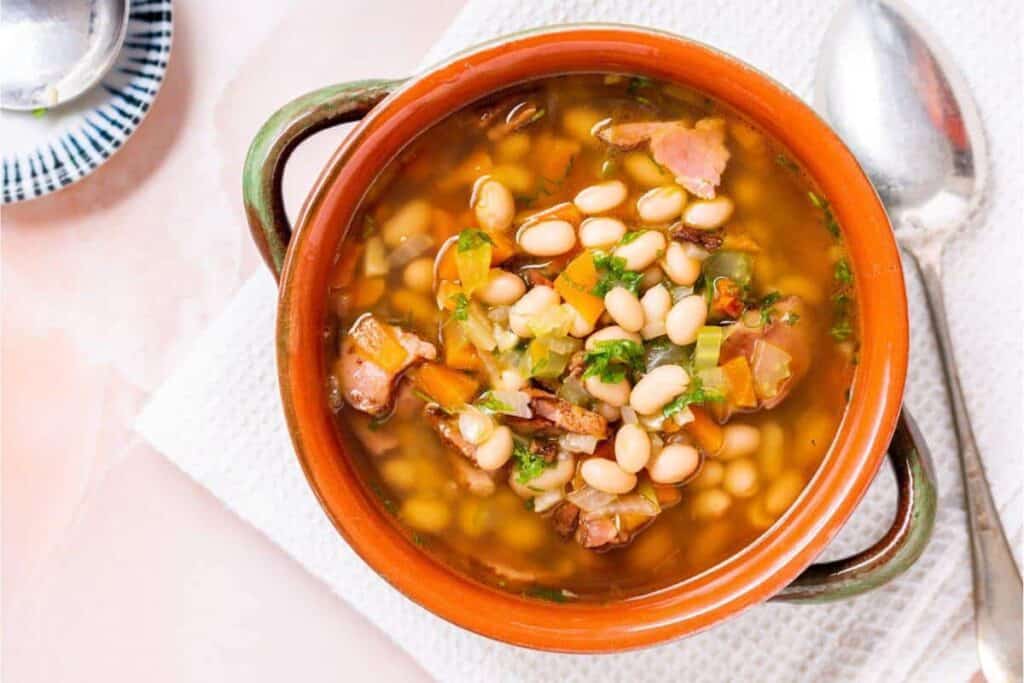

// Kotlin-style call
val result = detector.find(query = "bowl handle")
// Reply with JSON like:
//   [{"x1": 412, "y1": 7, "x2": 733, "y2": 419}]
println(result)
[
  {"x1": 773, "y1": 409, "x2": 937, "y2": 602},
  {"x1": 242, "y1": 79, "x2": 403, "y2": 278}
]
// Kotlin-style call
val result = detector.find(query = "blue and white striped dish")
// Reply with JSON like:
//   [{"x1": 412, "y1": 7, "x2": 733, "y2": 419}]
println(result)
[{"x1": 1, "y1": 0, "x2": 173, "y2": 204}]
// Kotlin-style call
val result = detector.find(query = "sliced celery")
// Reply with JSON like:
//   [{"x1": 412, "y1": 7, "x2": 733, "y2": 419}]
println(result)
[{"x1": 693, "y1": 326, "x2": 724, "y2": 370}]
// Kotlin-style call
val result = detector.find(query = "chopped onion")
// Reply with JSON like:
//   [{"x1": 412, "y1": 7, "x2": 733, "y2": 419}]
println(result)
[
  {"x1": 363, "y1": 236, "x2": 389, "y2": 277},
  {"x1": 462, "y1": 302, "x2": 497, "y2": 351},
  {"x1": 480, "y1": 390, "x2": 533, "y2": 418},
  {"x1": 671, "y1": 406, "x2": 695, "y2": 427},
  {"x1": 532, "y1": 489, "x2": 565, "y2": 513},
  {"x1": 567, "y1": 486, "x2": 617, "y2": 512},
  {"x1": 546, "y1": 333, "x2": 582, "y2": 355},
  {"x1": 458, "y1": 406, "x2": 494, "y2": 445},
  {"x1": 639, "y1": 411, "x2": 667, "y2": 431},
  {"x1": 386, "y1": 233, "x2": 433, "y2": 269},
  {"x1": 559, "y1": 433, "x2": 599, "y2": 454},
  {"x1": 751, "y1": 339, "x2": 793, "y2": 400},
  {"x1": 602, "y1": 494, "x2": 660, "y2": 517},
  {"x1": 493, "y1": 325, "x2": 519, "y2": 352},
  {"x1": 487, "y1": 305, "x2": 510, "y2": 323},
  {"x1": 557, "y1": 376, "x2": 590, "y2": 406},
  {"x1": 620, "y1": 406, "x2": 639, "y2": 424},
  {"x1": 527, "y1": 303, "x2": 574, "y2": 338}
]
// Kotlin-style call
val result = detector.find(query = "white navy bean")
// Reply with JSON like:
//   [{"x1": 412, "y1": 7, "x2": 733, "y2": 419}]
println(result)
[
  {"x1": 666, "y1": 294, "x2": 707, "y2": 345},
  {"x1": 573, "y1": 180, "x2": 628, "y2": 214},
  {"x1": 518, "y1": 220, "x2": 576, "y2": 256},
  {"x1": 603, "y1": 286, "x2": 645, "y2": 332},
  {"x1": 581, "y1": 457, "x2": 637, "y2": 494},
  {"x1": 636, "y1": 185, "x2": 687, "y2": 223},
  {"x1": 630, "y1": 364, "x2": 689, "y2": 415}
]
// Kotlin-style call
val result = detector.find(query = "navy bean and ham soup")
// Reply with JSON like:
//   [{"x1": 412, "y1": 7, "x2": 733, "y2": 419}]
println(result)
[{"x1": 325, "y1": 74, "x2": 857, "y2": 601}]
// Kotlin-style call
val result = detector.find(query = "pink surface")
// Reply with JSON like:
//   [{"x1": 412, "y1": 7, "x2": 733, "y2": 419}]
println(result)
[{"x1": 2, "y1": 1, "x2": 464, "y2": 680}]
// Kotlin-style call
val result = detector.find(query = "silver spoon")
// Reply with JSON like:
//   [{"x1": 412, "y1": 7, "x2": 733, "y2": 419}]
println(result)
[
  {"x1": 0, "y1": 0, "x2": 128, "y2": 111},
  {"x1": 816, "y1": 1, "x2": 1022, "y2": 681}
]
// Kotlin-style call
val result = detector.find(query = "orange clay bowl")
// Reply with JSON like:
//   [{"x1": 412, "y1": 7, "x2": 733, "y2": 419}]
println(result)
[{"x1": 242, "y1": 25, "x2": 936, "y2": 652}]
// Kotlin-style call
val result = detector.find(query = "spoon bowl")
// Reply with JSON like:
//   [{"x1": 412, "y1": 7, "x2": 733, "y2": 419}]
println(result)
[{"x1": 0, "y1": 0, "x2": 129, "y2": 111}]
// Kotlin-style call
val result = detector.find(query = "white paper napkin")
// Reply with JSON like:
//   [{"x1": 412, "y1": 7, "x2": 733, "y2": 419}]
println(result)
[{"x1": 137, "y1": 1, "x2": 1022, "y2": 680}]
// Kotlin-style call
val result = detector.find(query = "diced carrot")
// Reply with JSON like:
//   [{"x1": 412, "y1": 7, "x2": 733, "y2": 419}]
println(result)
[
  {"x1": 350, "y1": 315, "x2": 408, "y2": 373},
  {"x1": 435, "y1": 280, "x2": 462, "y2": 311},
  {"x1": 435, "y1": 237, "x2": 460, "y2": 281},
  {"x1": 431, "y1": 208, "x2": 460, "y2": 243},
  {"x1": 350, "y1": 276, "x2": 386, "y2": 309},
  {"x1": 535, "y1": 136, "x2": 581, "y2": 183},
  {"x1": 685, "y1": 406, "x2": 725, "y2": 455},
  {"x1": 442, "y1": 321, "x2": 482, "y2": 371},
  {"x1": 554, "y1": 251, "x2": 605, "y2": 325},
  {"x1": 485, "y1": 228, "x2": 517, "y2": 264},
  {"x1": 721, "y1": 356, "x2": 757, "y2": 408},
  {"x1": 412, "y1": 362, "x2": 480, "y2": 409},
  {"x1": 390, "y1": 289, "x2": 437, "y2": 327},
  {"x1": 329, "y1": 243, "x2": 364, "y2": 290}
]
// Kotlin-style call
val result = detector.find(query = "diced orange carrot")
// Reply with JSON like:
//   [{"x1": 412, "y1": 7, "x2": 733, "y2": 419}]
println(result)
[
  {"x1": 390, "y1": 289, "x2": 437, "y2": 327},
  {"x1": 721, "y1": 356, "x2": 757, "y2": 408},
  {"x1": 329, "y1": 243, "x2": 364, "y2": 290},
  {"x1": 685, "y1": 406, "x2": 725, "y2": 455},
  {"x1": 412, "y1": 362, "x2": 480, "y2": 409},
  {"x1": 435, "y1": 237, "x2": 460, "y2": 281},
  {"x1": 350, "y1": 315, "x2": 408, "y2": 373},
  {"x1": 485, "y1": 228, "x2": 517, "y2": 264},
  {"x1": 536, "y1": 136, "x2": 581, "y2": 183},
  {"x1": 431, "y1": 208, "x2": 460, "y2": 243},
  {"x1": 554, "y1": 251, "x2": 605, "y2": 325},
  {"x1": 435, "y1": 280, "x2": 462, "y2": 312},
  {"x1": 442, "y1": 321, "x2": 482, "y2": 371},
  {"x1": 350, "y1": 276, "x2": 386, "y2": 308}
]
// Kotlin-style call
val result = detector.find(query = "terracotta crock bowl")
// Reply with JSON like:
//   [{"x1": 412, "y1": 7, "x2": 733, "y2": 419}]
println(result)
[{"x1": 243, "y1": 25, "x2": 937, "y2": 652}]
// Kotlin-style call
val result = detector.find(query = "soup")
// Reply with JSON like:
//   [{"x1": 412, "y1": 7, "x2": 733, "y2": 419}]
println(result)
[{"x1": 324, "y1": 74, "x2": 857, "y2": 601}]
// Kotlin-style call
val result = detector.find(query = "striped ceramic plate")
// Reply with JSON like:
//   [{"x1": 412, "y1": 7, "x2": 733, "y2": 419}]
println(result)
[{"x1": 1, "y1": 0, "x2": 173, "y2": 204}]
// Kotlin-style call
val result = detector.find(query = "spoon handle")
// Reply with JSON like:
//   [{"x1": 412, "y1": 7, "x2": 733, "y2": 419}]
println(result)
[{"x1": 912, "y1": 249, "x2": 1022, "y2": 683}]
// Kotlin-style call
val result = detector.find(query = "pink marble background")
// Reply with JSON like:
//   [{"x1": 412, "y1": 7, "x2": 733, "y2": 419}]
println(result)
[{"x1": 3, "y1": 1, "x2": 464, "y2": 680}]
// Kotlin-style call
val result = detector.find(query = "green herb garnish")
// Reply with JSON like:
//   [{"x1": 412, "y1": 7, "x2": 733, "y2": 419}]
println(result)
[
  {"x1": 600, "y1": 158, "x2": 617, "y2": 178},
  {"x1": 476, "y1": 391, "x2": 512, "y2": 414},
  {"x1": 450, "y1": 293, "x2": 470, "y2": 321},
  {"x1": 626, "y1": 76, "x2": 654, "y2": 95},
  {"x1": 759, "y1": 291, "x2": 782, "y2": 325},
  {"x1": 775, "y1": 154, "x2": 799, "y2": 172},
  {"x1": 456, "y1": 228, "x2": 493, "y2": 252},
  {"x1": 662, "y1": 376, "x2": 725, "y2": 418},
  {"x1": 513, "y1": 441, "x2": 552, "y2": 484},
  {"x1": 808, "y1": 191, "x2": 841, "y2": 238},
  {"x1": 619, "y1": 230, "x2": 645, "y2": 245},
  {"x1": 830, "y1": 318, "x2": 853, "y2": 341},
  {"x1": 524, "y1": 586, "x2": 570, "y2": 603},
  {"x1": 31, "y1": 107, "x2": 47, "y2": 118},
  {"x1": 592, "y1": 252, "x2": 643, "y2": 297},
  {"x1": 834, "y1": 258, "x2": 853, "y2": 284},
  {"x1": 583, "y1": 339, "x2": 645, "y2": 383},
  {"x1": 527, "y1": 107, "x2": 547, "y2": 124}
]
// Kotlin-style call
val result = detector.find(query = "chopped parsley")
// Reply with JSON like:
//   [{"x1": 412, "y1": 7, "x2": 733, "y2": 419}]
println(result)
[
  {"x1": 662, "y1": 376, "x2": 724, "y2": 418},
  {"x1": 513, "y1": 441, "x2": 551, "y2": 484},
  {"x1": 782, "y1": 312, "x2": 800, "y2": 326},
  {"x1": 619, "y1": 230, "x2": 645, "y2": 245},
  {"x1": 830, "y1": 318, "x2": 853, "y2": 341},
  {"x1": 600, "y1": 158, "x2": 617, "y2": 178},
  {"x1": 583, "y1": 339, "x2": 645, "y2": 383},
  {"x1": 591, "y1": 252, "x2": 643, "y2": 297},
  {"x1": 524, "y1": 586, "x2": 571, "y2": 603},
  {"x1": 526, "y1": 107, "x2": 547, "y2": 124},
  {"x1": 808, "y1": 191, "x2": 841, "y2": 238},
  {"x1": 775, "y1": 154, "x2": 799, "y2": 172},
  {"x1": 834, "y1": 258, "x2": 853, "y2": 285},
  {"x1": 32, "y1": 107, "x2": 47, "y2": 118},
  {"x1": 626, "y1": 76, "x2": 654, "y2": 95},
  {"x1": 476, "y1": 391, "x2": 512, "y2": 414},
  {"x1": 456, "y1": 228, "x2": 493, "y2": 252},
  {"x1": 450, "y1": 293, "x2": 470, "y2": 321},
  {"x1": 759, "y1": 291, "x2": 782, "y2": 325}
]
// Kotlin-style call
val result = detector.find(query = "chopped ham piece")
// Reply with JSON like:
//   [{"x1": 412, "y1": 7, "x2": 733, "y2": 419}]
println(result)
[
  {"x1": 719, "y1": 296, "x2": 811, "y2": 413},
  {"x1": 521, "y1": 388, "x2": 608, "y2": 438},
  {"x1": 424, "y1": 404, "x2": 498, "y2": 496},
  {"x1": 549, "y1": 502, "x2": 580, "y2": 538},
  {"x1": 424, "y1": 404, "x2": 477, "y2": 462},
  {"x1": 597, "y1": 117, "x2": 730, "y2": 199},
  {"x1": 339, "y1": 316, "x2": 436, "y2": 416}
]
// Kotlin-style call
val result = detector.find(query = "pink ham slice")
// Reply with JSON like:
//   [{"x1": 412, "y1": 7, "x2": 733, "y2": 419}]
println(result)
[
  {"x1": 597, "y1": 118, "x2": 730, "y2": 199},
  {"x1": 339, "y1": 317, "x2": 436, "y2": 416}
]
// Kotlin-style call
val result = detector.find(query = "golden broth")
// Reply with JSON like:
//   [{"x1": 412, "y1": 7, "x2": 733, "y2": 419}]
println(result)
[{"x1": 324, "y1": 74, "x2": 856, "y2": 601}]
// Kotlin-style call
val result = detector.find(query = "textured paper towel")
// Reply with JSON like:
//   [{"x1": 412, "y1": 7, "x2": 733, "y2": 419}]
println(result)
[{"x1": 137, "y1": 1, "x2": 1022, "y2": 681}]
